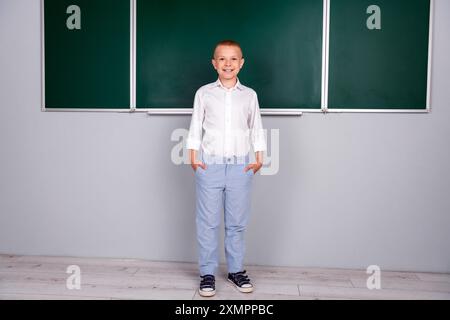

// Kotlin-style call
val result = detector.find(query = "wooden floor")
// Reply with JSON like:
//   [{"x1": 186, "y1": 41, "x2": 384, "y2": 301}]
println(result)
[{"x1": 0, "y1": 254, "x2": 449, "y2": 300}]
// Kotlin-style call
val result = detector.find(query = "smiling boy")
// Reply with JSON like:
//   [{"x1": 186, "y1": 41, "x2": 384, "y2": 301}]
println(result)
[{"x1": 186, "y1": 40, "x2": 266, "y2": 297}]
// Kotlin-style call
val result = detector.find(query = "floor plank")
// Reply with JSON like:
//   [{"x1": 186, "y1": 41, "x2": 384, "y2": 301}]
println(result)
[
  {"x1": 415, "y1": 272, "x2": 450, "y2": 283},
  {"x1": 299, "y1": 284, "x2": 450, "y2": 300},
  {"x1": 350, "y1": 277, "x2": 450, "y2": 293}
]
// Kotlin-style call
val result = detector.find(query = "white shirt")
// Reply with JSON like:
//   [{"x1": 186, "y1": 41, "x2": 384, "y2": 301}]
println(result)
[{"x1": 186, "y1": 78, "x2": 267, "y2": 157}]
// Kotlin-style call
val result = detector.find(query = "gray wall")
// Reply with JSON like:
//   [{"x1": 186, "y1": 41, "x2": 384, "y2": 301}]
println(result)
[{"x1": 1, "y1": 0, "x2": 449, "y2": 273}]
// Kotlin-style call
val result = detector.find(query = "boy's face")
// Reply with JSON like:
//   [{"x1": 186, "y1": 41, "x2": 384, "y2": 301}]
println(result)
[{"x1": 212, "y1": 45, "x2": 245, "y2": 82}]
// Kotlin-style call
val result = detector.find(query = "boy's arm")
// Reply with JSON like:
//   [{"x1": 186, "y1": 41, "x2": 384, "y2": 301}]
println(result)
[
  {"x1": 186, "y1": 89, "x2": 206, "y2": 172},
  {"x1": 246, "y1": 92, "x2": 267, "y2": 174},
  {"x1": 255, "y1": 151, "x2": 264, "y2": 166}
]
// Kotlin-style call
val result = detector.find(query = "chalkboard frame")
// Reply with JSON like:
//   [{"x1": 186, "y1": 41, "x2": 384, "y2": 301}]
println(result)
[{"x1": 41, "y1": 0, "x2": 433, "y2": 114}]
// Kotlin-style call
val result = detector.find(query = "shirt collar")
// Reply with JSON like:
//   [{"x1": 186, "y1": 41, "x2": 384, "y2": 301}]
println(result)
[{"x1": 215, "y1": 78, "x2": 244, "y2": 91}]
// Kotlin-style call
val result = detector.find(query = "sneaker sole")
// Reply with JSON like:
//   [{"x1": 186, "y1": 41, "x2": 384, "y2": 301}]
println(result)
[
  {"x1": 198, "y1": 289, "x2": 216, "y2": 297},
  {"x1": 227, "y1": 279, "x2": 254, "y2": 293}
]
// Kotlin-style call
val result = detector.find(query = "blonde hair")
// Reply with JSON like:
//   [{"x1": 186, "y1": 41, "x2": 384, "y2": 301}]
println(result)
[{"x1": 212, "y1": 40, "x2": 243, "y2": 58}]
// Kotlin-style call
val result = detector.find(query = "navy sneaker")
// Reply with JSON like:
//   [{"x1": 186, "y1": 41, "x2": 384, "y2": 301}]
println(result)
[
  {"x1": 227, "y1": 270, "x2": 253, "y2": 293},
  {"x1": 199, "y1": 274, "x2": 216, "y2": 297}
]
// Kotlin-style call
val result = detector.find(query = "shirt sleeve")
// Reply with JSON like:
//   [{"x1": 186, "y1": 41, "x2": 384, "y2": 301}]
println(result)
[
  {"x1": 186, "y1": 89, "x2": 204, "y2": 150},
  {"x1": 248, "y1": 91, "x2": 267, "y2": 152}
]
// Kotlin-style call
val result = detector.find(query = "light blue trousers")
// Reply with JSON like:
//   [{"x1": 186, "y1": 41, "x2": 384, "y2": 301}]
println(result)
[{"x1": 195, "y1": 153, "x2": 254, "y2": 276}]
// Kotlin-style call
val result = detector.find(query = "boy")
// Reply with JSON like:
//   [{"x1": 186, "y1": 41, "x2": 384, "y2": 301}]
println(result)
[{"x1": 186, "y1": 40, "x2": 266, "y2": 297}]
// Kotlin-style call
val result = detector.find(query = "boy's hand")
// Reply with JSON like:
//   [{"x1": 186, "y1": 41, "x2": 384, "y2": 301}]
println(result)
[
  {"x1": 189, "y1": 149, "x2": 206, "y2": 172},
  {"x1": 192, "y1": 162, "x2": 207, "y2": 172},
  {"x1": 244, "y1": 162, "x2": 263, "y2": 174}
]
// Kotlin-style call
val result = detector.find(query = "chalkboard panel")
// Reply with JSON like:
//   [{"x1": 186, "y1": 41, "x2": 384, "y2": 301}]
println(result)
[
  {"x1": 136, "y1": 0, "x2": 324, "y2": 110},
  {"x1": 327, "y1": 0, "x2": 431, "y2": 110},
  {"x1": 43, "y1": 0, "x2": 130, "y2": 109}
]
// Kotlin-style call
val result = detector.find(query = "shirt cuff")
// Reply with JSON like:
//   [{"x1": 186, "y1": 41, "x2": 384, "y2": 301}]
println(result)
[
  {"x1": 253, "y1": 140, "x2": 267, "y2": 152},
  {"x1": 186, "y1": 138, "x2": 201, "y2": 150}
]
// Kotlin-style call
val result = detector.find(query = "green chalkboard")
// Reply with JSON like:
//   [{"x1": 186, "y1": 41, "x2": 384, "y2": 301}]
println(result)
[
  {"x1": 44, "y1": 0, "x2": 130, "y2": 109},
  {"x1": 136, "y1": 0, "x2": 324, "y2": 109},
  {"x1": 328, "y1": 0, "x2": 431, "y2": 110}
]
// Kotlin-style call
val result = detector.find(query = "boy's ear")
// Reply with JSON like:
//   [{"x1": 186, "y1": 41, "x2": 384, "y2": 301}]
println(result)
[
  {"x1": 240, "y1": 58, "x2": 245, "y2": 69},
  {"x1": 211, "y1": 59, "x2": 217, "y2": 70}
]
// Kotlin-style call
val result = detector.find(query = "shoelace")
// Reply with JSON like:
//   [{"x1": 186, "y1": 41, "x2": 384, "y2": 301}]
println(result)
[
  {"x1": 200, "y1": 275, "x2": 215, "y2": 289},
  {"x1": 231, "y1": 270, "x2": 251, "y2": 286}
]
